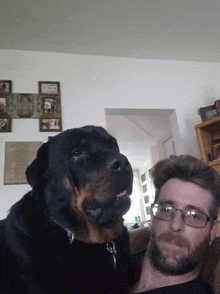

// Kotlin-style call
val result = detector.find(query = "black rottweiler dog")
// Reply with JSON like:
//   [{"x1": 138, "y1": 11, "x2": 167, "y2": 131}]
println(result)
[{"x1": 0, "y1": 126, "x2": 135, "y2": 294}]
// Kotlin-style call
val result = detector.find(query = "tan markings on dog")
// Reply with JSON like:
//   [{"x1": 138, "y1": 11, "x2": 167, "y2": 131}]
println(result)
[
  {"x1": 85, "y1": 219, "x2": 124, "y2": 243},
  {"x1": 70, "y1": 184, "x2": 124, "y2": 243},
  {"x1": 63, "y1": 177, "x2": 72, "y2": 191},
  {"x1": 73, "y1": 184, "x2": 93, "y2": 211}
]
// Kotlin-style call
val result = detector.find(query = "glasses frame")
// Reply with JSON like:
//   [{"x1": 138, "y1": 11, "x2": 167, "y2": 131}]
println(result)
[{"x1": 151, "y1": 203, "x2": 213, "y2": 228}]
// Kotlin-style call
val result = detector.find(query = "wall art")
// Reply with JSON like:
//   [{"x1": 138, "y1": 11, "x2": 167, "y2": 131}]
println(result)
[
  {"x1": 38, "y1": 81, "x2": 60, "y2": 96},
  {"x1": 4, "y1": 141, "x2": 42, "y2": 185},
  {"x1": 0, "y1": 80, "x2": 12, "y2": 96},
  {"x1": 40, "y1": 118, "x2": 62, "y2": 132}
]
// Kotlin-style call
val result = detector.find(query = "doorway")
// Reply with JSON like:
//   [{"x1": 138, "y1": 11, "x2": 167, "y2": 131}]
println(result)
[{"x1": 105, "y1": 108, "x2": 181, "y2": 228}]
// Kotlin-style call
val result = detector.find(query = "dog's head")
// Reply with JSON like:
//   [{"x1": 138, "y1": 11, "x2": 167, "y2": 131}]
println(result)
[{"x1": 26, "y1": 126, "x2": 133, "y2": 243}]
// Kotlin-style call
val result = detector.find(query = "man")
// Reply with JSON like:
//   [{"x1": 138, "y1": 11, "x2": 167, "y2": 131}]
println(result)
[
  {"x1": 0, "y1": 82, "x2": 6, "y2": 93},
  {"x1": 132, "y1": 155, "x2": 220, "y2": 294}
]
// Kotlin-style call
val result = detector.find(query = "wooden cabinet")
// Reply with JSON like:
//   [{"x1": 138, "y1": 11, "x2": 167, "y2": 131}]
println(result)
[
  {"x1": 195, "y1": 117, "x2": 220, "y2": 234},
  {"x1": 195, "y1": 116, "x2": 220, "y2": 173}
]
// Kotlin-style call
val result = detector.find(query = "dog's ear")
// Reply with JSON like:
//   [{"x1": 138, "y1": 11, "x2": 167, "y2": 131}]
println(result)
[{"x1": 26, "y1": 142, "x2": 49, "y2": 189}]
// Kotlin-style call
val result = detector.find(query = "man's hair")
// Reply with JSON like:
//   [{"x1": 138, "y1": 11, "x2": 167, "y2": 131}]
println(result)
[{"x1": 151, "y1": 155, "x2": 220, "y2": 219}]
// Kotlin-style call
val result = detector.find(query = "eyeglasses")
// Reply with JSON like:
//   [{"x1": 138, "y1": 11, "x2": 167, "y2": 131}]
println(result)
[{"x1": 151, "y1": 203, "x2": 213, "y2": 228}]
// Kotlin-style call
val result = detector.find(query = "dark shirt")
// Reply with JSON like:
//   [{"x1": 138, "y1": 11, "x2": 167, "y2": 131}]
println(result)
[{"x1": 135, "y1": 277, "x2": 214, "y2": 294}]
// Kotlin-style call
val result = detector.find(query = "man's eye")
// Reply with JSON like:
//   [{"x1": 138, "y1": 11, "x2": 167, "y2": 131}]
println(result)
[
  {"x1": 187, "y1": 211, "x2": 200, "y2": 219},
  {"x1": 161, "y1": 205, "x2": 172, "y2": 212}
]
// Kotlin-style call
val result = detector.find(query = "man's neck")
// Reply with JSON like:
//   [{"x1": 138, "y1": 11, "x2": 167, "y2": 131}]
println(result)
[{"x1": 132, "y1": 254, "x2": 201, "y2": 293}]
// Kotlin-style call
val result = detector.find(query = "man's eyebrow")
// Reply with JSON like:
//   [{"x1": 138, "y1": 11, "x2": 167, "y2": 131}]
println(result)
[
  {"x1": 157, "y1": 201, "x2": 206, "y2": 214},
  {"x1": 157, "y1": 200, "x2": 174, "y2": 205},
  {"x1": 184, "y1": 205, "x2": 206, "y2": 214}
]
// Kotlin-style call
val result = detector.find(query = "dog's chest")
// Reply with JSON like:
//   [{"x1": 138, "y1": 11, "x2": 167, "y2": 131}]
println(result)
[
  {"x1": 54, "y1": 241, "x2": 115, "y2": 275},
  {"x1": 24, "y1": 239, "x2": 127, "y2": 294}
]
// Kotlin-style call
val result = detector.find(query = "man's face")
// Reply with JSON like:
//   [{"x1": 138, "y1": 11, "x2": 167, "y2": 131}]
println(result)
[{"x1": 149, "y1": 178, "x2": 216, "y2": 275}]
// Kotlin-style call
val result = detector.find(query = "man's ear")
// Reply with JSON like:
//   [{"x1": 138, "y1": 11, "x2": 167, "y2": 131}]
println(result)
[{"x1": 210, "y1": 220, "x2": 220, "y2": 245}]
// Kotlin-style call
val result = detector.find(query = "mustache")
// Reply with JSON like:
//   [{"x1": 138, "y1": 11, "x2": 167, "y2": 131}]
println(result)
[{"x1": 158, "y1": 233, "x2": 190, "y2": 249}]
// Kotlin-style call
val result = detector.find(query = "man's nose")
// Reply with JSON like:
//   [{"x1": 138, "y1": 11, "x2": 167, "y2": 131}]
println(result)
[{"x1": 170, "y1": 210, "x2": 185, "y2": 232}]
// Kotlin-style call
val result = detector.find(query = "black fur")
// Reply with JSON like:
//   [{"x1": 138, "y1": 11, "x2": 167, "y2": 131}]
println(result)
[{"x1": 0, "y1": 126, "x2": 135, "y2": 294}]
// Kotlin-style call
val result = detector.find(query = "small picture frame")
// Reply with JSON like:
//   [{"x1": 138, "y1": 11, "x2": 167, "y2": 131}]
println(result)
[
  {"x1": 39, "y1": 81, "x2": 60, "y2": 96},
  {"x1": 40, "y1": 118, "x2": 62, "y2": 132},
  {"x1": 41, "y1": 97, "x2": 61, "y2": 114},
  {"x1": 0, "y1": 97, "x2": 7, "y2": 115},
  {"x1": 0, "y1": 118, "x2": 12, "y2": 132},
  {"x1": 213, "y1": 143, "x2": 220, "y2": 160},
  {"x1": 214, "y1": 100, "x2": 220, "y2": 115},
  {"x1": 198, "y1": 105, "x2": 219, "y2": 122},
  {"x1": 0, "y1": 80, "x2": 12, "y2": 96}
]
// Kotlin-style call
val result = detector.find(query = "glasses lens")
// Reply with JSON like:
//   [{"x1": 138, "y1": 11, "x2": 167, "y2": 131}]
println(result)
[
  {"x1": 152, "y1": 204, "x2": 173, "y2": 220},
  {"x1": 183, "y1": 210, "x2": 207, "y2": 228},
  {"x1": 152, "y1": 204, "x2": 209, "y2": 228}
]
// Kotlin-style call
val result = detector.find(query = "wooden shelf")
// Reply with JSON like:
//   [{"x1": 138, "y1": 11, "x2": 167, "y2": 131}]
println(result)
[
  {"x1": 208, "y1": 159, "x2": 220, "y2": 173},
  {"x1": 195, "y1": 117, "x2": 220, "y2": 221},
  {"x1": 195, "y1": 116, "x2": 220, "y2": 129},
  {"x1": 209, "y1": 159, "x2": 220, "y2": 166},
  {"x1": 195, "y1": 117, "x2": 220, "y2": 173}
]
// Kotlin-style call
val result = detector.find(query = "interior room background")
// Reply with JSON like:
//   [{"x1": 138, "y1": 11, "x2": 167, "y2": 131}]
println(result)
[{"x1": 1, "y1": 48, "x2": 220, "y2": 226}]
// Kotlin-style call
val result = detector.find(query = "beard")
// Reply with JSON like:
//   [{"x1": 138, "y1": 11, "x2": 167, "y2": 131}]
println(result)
[{"x1": 148, "y1": 230, "x2": 210, "y2": 275}]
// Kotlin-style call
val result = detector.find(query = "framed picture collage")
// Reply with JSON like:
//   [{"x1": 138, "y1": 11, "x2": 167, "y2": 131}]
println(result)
[{"x1": 0, "y1": 80, "x2": 62, "y2": 133}]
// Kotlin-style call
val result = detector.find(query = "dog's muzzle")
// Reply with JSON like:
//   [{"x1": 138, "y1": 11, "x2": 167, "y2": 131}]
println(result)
[{"x1": 83, "y1": 191, "x2": 131, "y2": 225}]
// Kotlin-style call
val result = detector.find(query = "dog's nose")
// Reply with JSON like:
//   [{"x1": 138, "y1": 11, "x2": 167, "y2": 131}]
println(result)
[
  {"x1": 108, "y1": 158, "x2": 121, "y2": 171},
  {"x1": 107, "y1": 156, "x2": 129, "y2": 171}
]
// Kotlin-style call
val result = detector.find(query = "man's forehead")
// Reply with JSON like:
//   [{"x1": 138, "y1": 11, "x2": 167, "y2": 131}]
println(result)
[{"x1": 158, "y1": 178, "x2": 213, "y2": 213}]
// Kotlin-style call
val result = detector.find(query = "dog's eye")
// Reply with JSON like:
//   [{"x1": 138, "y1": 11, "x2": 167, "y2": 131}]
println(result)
[{"x1": 72, "y1": 149, "x2": 83, "y2": 158}]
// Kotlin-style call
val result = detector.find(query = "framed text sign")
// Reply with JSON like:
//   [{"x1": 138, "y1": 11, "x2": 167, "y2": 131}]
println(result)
[
  {"x1": 38, "y1": 81, "x2": 60, "y2": 95},
  {"x1": 4, "y1": 141, "x2": 42, "y2": 185}
]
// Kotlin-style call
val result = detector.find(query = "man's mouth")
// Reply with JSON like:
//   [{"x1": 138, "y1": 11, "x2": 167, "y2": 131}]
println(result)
[{"x1": 158, "y1": 233, "x2": 190, "y2": 249}]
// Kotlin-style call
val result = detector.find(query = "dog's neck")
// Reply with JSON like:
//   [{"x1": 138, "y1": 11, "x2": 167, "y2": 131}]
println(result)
[{"x1": 54, "y1": 220, "x2": 118, "y2": 270}]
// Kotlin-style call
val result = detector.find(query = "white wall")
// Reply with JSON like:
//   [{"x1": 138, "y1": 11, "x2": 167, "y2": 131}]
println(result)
[
  {"x1": 123, "y1": 169, "x2": 143, "y2": 225},
  {"x1": 1, "y1": 49, "x2": 220, "y2": 219},
  {"x1": 105, "y1": 114, "x2": 155, "y2": 169}
]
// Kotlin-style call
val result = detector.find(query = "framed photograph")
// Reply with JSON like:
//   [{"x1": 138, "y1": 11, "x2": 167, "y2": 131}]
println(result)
[
  {"x1": 0, "y1": 80, "x2": 12, "y2": 95},
  {"x1": 198, "y1": 105, "x2": 219, "y2": 122},
  {"x1": 39, "y1": 81, "x2": 60, "y2": 96},
  {"x1": 214, "y1": 100, "x2": 220, "y2": 115},
  {"x1": 213, "y1": 143, "x2": 220, "y2": 160},
  {"x1": 0, "y1": 118, "x2": 11, "y2": 132},
  {"x1": 40, "y1": 118, "x2": 62, "y2": 132},
  {"x1": 0, "y1": 97, "x2": 7, "y2": 115},
  {"x1": 41, "y1": 97, "x2": 61, "y2": 114}
]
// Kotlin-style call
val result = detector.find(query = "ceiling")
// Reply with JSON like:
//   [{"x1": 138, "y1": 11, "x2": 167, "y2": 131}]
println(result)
[
  {"x1": 1, "y1": 0, "x2": 220, "y2": 63},
  {"x1": 2, "y1": 0, "x2": 214, "y2": 169}
]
